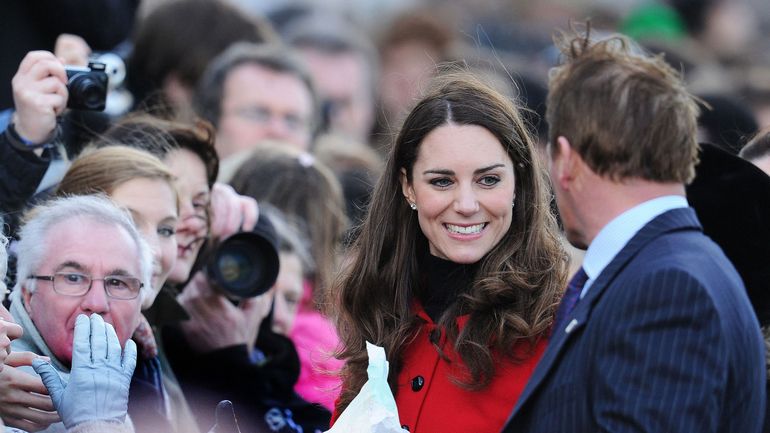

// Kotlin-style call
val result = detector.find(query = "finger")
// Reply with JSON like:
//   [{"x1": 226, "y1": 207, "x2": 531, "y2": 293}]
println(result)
[
  {"x1": 2, "y1": 366, "x2": 51, "y2": 396},
  {"x1": 4, "y1": 414, "x2": 59, "y2": 432},
  {"x1": 36, "y1": 93, "x2": 68, "y2": 116},
  {"x1": 122, "y1": 339, "x2": 137, "y2": 376},
  {"x1": 31, "y1": 360, "x2": 63, "y2": 409},
  {"x1": 104, "y1": 322, "x2": 120, "y2": 363},
  {"x1": 0, "y1": 304, "x2": 13, "y2": 322},
  {"x1": 30, "y1": 75, "x2": 68, "y2": 95},
  {"x1": 89, "y1": 314, "x2": 107, "y2": 362},
  {"x1": 4, "y1": 321, "x2": 24, "y2": 340},
  {"x1": 5, "y1": 351, "x2": 41, "y2": 368},
  {"x1": 71, "y1": 314, "x2": 91, "y2": 368},
  {"x1": 16, "y1": 51, "x2": 58, "y2": 75},
  {"x1": 239, "y1": 195, "x2": 259, "y2": 231},
  {"x1": 25, "y1": 56, "x2": 67, "y2": 84}
]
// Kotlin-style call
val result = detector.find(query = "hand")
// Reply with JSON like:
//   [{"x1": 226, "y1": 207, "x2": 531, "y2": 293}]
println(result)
[
  {"x1": 0, "y1": 318, "x2": 24, "y2": 371},
  {"x1": 32, "y1": 314, "x2": 137, "y2": 429},
  {"x1": 11, "y1": 51, "x2": 68, "y2": 144},
  {"x1": 178, "y1": 272, "x2": 274, "y2": 353},
  {"x1": 0, "y1": 352, "x2": 59, "y2": 432},
  {"x1": 210, "y1": 183, "x2": 259, "y2": 241},
  {"x1": 54, "y1": 34, "x2": 91, "y2": 67}
]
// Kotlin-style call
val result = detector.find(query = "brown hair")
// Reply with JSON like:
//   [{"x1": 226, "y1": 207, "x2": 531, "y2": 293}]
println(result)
[
  {"x1": 127, "y1": 0, "x2": 276, "y2": 111},
  {"x1": 95, "y1": 114, "x2": 220, "y2": 189},
  {"x1": 193, "y1": 42, "x2": 319, "y2": 134},
  {"x1": 333, "y1": 72, "x2": 568, "y2": 413},
  {"x1": 546, "y1": 23, "x2": 700, "y2": 183},
  {"x1": 58, "y1": 146, "x2": 177, "y2": 204},
  {"x1": 229, "y1": 143, "x2": 347, "y2": 302}
]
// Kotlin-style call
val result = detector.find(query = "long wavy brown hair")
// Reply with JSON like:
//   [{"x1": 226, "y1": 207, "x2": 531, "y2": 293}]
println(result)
[{"x1": 333, "y1": 72, "x2": 568, "y2": 413}]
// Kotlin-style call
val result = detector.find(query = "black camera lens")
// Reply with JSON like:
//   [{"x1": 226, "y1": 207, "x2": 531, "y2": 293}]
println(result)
[
  {"x1": 206, "y1": 215, "x2": 280, "y2": 300},
  {"x1": 65, "y1": 62, "x2": 108, "y2": 111},
  {"x1": 69, "y1": 76, "x2": 104, "y2": 109}
]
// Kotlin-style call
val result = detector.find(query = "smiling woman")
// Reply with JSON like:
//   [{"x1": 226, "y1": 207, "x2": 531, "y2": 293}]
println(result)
[{"x1": 331, "y1": 71, "x2": 569, "y2": 433}]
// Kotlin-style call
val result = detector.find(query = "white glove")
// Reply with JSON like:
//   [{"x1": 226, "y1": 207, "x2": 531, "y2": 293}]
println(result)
[{"x1": 33, "y1": 314, "x2": 137, "y2": 429}]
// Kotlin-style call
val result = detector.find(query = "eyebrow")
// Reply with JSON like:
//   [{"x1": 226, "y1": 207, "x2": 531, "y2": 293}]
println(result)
[
  {"x1": 423, "y1": 164, "x2": 507, "y2": 176},
  {"x1": 55, "y1": 261, "x2": 87, "y2": 273}
]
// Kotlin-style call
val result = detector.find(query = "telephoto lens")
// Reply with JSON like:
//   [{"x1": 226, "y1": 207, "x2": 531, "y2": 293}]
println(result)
[{"x1": 206, "y1": 213, "x2": 280, "y2": 300}]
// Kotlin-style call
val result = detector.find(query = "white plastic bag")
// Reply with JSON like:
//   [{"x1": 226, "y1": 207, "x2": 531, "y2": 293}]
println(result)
[{"x1": 325, "y1": 342, "x2": 406, "y2": 433}]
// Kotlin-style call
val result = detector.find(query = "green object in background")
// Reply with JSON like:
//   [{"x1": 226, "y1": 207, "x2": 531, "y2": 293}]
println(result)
[{"x1": 621, "y1": 2, "x2": 687, "y2": 41}]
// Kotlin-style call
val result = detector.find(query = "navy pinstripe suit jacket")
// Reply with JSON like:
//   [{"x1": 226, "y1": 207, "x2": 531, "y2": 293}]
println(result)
[{"x1": 502, "y1": 207, "x2": 766, "y2": 433}]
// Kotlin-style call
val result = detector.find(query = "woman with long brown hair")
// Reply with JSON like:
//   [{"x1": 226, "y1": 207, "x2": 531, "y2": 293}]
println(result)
[{"x1": 332, "y1": 72, "x2": 568, "y2": 432}]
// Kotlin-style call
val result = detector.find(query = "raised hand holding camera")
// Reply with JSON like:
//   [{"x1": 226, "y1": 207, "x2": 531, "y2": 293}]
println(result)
[{"x1": 10, "y1": 51, "x2": 68, "y2": 145}]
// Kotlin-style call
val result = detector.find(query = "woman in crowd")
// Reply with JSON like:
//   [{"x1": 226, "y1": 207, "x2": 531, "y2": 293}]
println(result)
[{"x1": 331, "y1": 72, "x2": 568, "y2": 432}]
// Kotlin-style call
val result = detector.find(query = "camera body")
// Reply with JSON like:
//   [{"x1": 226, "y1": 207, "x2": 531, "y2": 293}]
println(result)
[
  {"x1": 65, "y1": 61, "x2": 108, "y2": 111},
  {"x1": 206, "y1": 214, "x2": 280, "y2": 300}
]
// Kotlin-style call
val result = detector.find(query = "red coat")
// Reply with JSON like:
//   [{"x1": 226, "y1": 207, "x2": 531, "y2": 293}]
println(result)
[{"x1": 395, "y1": 305, "x2": 547, "y2": 433}]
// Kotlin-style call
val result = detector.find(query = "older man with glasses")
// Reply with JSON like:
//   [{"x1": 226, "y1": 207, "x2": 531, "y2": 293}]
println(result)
[{"x1": 3, "y1": 194, "x2": 152, "y2": 433}]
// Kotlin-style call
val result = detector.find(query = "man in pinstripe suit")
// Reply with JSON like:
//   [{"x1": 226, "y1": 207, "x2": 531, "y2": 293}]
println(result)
[{"x1": 502, "y1": 27, "x2": 766, "y2": 433}]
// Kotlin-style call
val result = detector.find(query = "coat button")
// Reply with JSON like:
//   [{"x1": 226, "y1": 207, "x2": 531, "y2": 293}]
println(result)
[
  {"x1": 411, "y1": 375, "x2": 425, "y2": 391},
  {"x1": 401, "y1": 425, "x2": 410, "y2": 431}
]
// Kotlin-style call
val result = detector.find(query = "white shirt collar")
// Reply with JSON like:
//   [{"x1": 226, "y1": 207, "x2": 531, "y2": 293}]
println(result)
[{"x1": 580, "y1": 195, "x2": 689, "y2": 297}]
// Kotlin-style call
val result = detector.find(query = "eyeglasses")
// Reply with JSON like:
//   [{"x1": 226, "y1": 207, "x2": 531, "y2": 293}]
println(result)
[
  {"x1": 229, "y1": 106, "x2": 310, "y2": 132},
  {"x1": 28, "y1": 272, "x2": 143, "y2": 300}
]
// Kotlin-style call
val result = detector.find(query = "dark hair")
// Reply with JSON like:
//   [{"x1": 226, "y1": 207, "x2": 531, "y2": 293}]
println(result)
[
  {"x1": 193, "y1": 42, "x2": 319, "y2": 132},
  {"x1": 127, "y1": 0, "x2": 276, "y2": 110},
  {"x1": 94, "y1": 114, "x2": 219, "y2": 188},
  {"x1": 547, "y1": 24, "x2": 700, "y2": 183},
  {"x1": 333, "y1": 71, "x2": 568, "y2": 413}
]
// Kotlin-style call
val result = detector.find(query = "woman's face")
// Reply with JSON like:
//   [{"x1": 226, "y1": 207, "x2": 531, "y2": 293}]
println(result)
[
  {"x1": 111, "y1": 177, "x2": 178, "y2": 306},
  {"x1": 271, "y1": 252, "x2": 304, "y2": 336},
  {"x1": 401, "y1": 123, "x2": 516, "y2": 264},
  {"x1": 163, "y1": 149, "x2": 211, "y2": 285}
]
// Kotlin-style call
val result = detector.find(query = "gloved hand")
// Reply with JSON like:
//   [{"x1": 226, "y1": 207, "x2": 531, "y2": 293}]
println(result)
[{"x1": 32, "y1": 314, "x2": 137, "y2": 429}]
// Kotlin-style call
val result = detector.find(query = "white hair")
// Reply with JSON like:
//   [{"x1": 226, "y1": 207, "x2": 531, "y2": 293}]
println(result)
[{"x1": 13, "y1": 195, "x2": 152, "y2": 302}]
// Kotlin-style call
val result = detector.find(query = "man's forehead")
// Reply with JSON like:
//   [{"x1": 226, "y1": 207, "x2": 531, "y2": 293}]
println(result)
[{"x1": 40, "y1": 218, "x2": 141, "y2": 273}]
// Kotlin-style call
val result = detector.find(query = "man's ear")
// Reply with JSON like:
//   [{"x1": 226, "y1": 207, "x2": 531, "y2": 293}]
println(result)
[
  {"x1": 400, "y1": 168, "x2": 416, "y2": 205},
  {"x1": 22, "y1": 286, "x2": 33, "y2": 315},
  {"x1": 553, "y1": 136, "x2": 581, "y2": 189}
]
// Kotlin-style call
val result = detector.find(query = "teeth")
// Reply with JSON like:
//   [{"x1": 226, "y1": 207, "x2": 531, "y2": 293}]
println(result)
[{"x1": 446, "y1": 223, "x2": 485, "y2": 234}]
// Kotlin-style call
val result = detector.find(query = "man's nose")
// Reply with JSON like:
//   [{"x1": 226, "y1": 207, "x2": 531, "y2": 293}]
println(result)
[{"x1": 79, "y1": 280, "x2": 110, "y2": 314}]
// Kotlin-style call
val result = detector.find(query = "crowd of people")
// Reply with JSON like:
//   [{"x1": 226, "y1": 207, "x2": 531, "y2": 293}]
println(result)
[{"x1": 1, "y1": 0, "x2": 769, "y2": 432}]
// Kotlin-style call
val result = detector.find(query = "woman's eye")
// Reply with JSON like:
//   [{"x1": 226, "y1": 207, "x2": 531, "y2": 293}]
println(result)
[
  {"x1": 158, "y1": 226, "x2": 176, "y2": 237},
  {"x1": 479, "y1": 175, "x2": 501, "y2": 186},
  {"x1": 430, "y1": 178, "x2": 452, "y2": 188}
]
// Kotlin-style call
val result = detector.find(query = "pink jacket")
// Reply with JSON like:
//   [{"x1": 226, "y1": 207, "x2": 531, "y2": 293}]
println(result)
[{"x1": 289, "y1": 280, "x2": 343, "y2": 411}]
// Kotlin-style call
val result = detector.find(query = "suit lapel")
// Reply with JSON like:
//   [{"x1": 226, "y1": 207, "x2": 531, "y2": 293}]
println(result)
[{"x1": 507, "y1": 208, "x2": 702, "y2": 419}]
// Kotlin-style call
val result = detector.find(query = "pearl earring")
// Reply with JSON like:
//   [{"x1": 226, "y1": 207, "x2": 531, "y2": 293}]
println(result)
[{"x1": 409, "y1": 202, "x2": 417, "y2": 210}]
